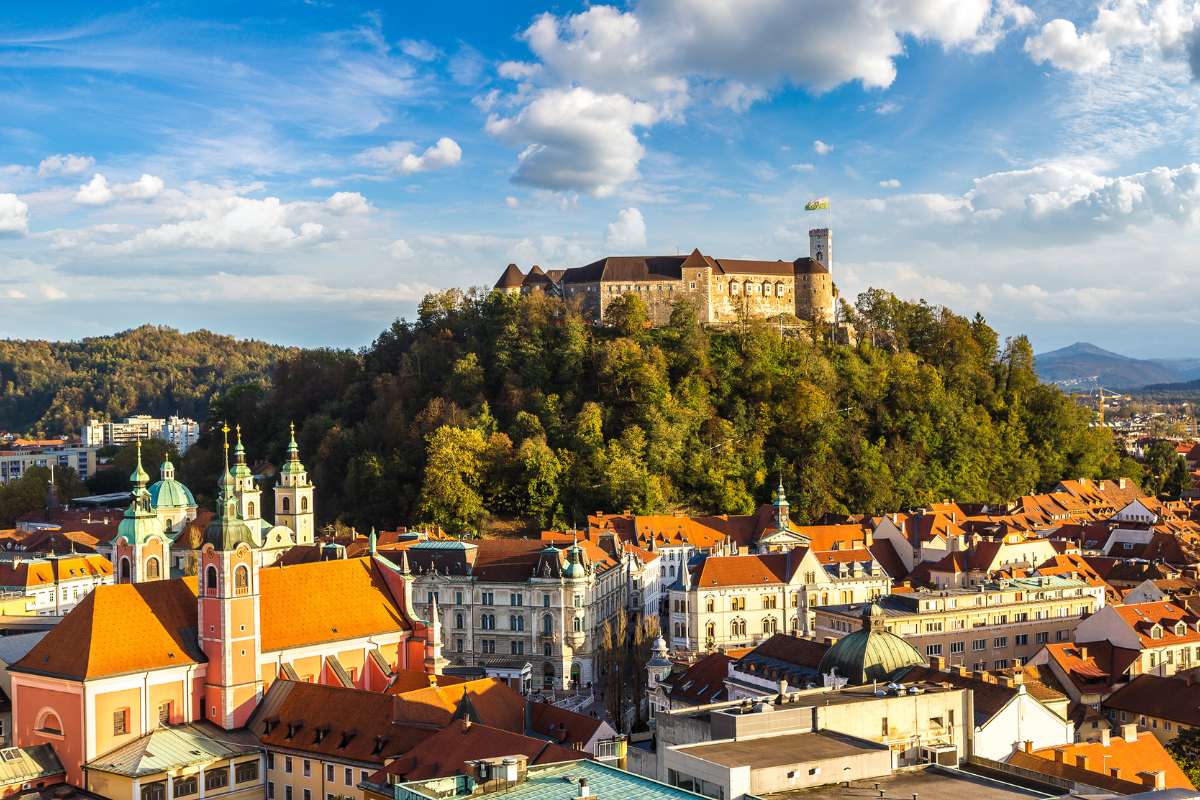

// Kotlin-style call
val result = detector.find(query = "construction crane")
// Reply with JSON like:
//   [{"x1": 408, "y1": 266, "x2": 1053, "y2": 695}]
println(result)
[{"x1": 1095, "y1": 387, "x2": 1121, "y2": 426}]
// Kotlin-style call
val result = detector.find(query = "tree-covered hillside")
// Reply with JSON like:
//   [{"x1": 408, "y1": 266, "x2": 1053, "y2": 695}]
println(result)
[
  {"x1": 184, "y1": 288, "x2": 1139, "y2": 534},
  {"x1": 0, "y1": 325, "x2": 292, "y2": 434}
]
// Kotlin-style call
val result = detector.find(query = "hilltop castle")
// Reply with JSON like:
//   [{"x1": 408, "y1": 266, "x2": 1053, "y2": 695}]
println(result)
[{"x1": 495, "y1": 228, "x2": 836, "y2": 327}]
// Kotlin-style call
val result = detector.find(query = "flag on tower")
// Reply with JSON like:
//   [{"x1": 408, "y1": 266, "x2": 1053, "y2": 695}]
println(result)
[{"x1": 804, "y1": 197, "x2": 830, "y2": 211}]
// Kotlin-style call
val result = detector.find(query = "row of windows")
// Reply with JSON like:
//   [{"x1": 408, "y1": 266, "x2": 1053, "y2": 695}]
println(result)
[
  {"x1": 139, "y1": 761, "x2": 257, "y2": 800},
  {"x1": 922, "y1": 631, "x2": 1057, "y2": 658},
  {"x1": 433, "y1": 591, "x2": 557, "y2": 607}
]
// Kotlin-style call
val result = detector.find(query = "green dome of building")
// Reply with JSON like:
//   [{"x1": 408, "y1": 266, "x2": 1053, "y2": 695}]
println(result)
[
  {"x1": 562, "y1": 539, "x2": 588, "y2": 580},
  {"x1": 149, "y1": 456, "x2": 196, "y2": 510},
  {"x1": 817, "y1": 602, "x2": 925, "y2": 684}
]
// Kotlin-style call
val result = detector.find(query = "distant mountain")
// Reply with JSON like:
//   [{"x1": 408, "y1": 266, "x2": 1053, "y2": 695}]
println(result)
[{"x1": 1034, "y1": 342, "x2": 1186, "y2": 390}]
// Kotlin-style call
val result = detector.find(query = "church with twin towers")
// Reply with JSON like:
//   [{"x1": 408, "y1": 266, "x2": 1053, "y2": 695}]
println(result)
[{"x1": 495, "y1": 227, "x2": 837, "y2": 327}]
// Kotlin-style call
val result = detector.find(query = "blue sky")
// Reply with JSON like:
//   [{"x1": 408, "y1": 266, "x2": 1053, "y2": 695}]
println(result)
[{"x1": 1, "y1": 0, "x2": 1199, "y2": 356}]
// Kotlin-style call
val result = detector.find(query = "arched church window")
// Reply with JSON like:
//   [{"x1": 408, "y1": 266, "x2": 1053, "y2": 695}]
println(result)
[
  {"x1": 205, "y1": 565, "x2": 218, "y2": 593},
  {"x1": 119, "y1": 557, "x2": 131, "y2": 583},
  {"x1": 234, "y1": 565, "x2": 249, "y2": 592},
  {"x1": 301, "y1": 496, "x2": 309, "y2": 512},
  {"x1": 145, "y1": 557, "x2": 160, "y2": 580},
  {"x1": 247, "y1": 501, "x2": 256, "y2": 518},
  {"x1": 705, "y1": 622, "x2": 715, "y2": 641},
  {"x1": 282, "y1": 497, "x2": 291, "y2": 513}
]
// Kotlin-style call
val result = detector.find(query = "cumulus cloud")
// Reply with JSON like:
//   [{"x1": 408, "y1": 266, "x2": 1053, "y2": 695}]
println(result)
[
  {"x1": 0, "y1": 194, "x2": 30, "y2": 236},
  {"x1": 74, "y1": 173, "x2": 165, "y2": 205},
  {"x1": 487, "y1": 0, "x2": 1033, "y2": 197},
  {"x1": 813, "y1": 139, "x2": 833, "y2": 155},
  {"x1": 605, "y1": 207, "x2": 647, "y2": 250},
  {"x1": 1189, "y1": 29, "x2": 1200, "y2": 80},
  {"x1": 873, "y1": 160, "x2": 1200, "y2": 237},
  {"x1": 75, "y1": 174, "x2": 114, "y2": 205},
  {"x1": 325, "y1": 191, "x2": 371, "y2": 214},
  {"x1": 1025, "y1": 19, "x2": 1112, "y2": 73},
  {"x1": 485, "y1": 87, "x2": 659, "y2": 196},
  {"x1": 355, "y1": 137, "x2": 463, "y2": 174},
  {"x1": 38, "y1": 154, "x2": 95, "y2": 177},
  {"x1": 40, "y1": 284, "x2": 67, "y2": 301},
  {"x1": 790, "y1": 163, "x2": 815, "y2": 172},
  {"x1": 389, "y1": 239, "x2": 415, "y2": 260},
  {"x1": 879, "y1": 178, "x2": 902, "y2": 188}
]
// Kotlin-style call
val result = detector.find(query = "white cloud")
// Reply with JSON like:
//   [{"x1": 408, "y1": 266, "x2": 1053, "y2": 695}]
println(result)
[
  {"x1": 485, "y1": 87, "x2": 659, "y2": 196},
  {"x1": 399, "y1": 39, "x2": 441, "y2": 61},
  {"x1": 1025, "y1": 19, "x2": 1112, "y2": 73},
  {"x1": 325, "y1": 191, "x2": 371, "y2": 214},
  {"x1": 4, "y1": 289, "x2": 27, "y2": 300},
  {"x1": 879, "y1": 178, "x2": 902, "y2": 188},
  {"x1": 74, "y1": 174, "x2": 114, "y2": 205},
  {"x1": 790, "y1": 163, "x2": 815, "y2": 172},
  {"x1": 39, "y1": 284, "x2": 67, "y2": 301},
  {"x1": 487, "y1": 0, "x2": 1033, "y2": 197},
  {"x1": 73, "y1": 172, "x2": 165, "y2": 205},
  {"x1": 0, "y1": 194, "x2": 30, "y2": 236},
  {"x1": 874, "y1": 100, "x2": 902, "y2": 115},
  {"x1": 355, "y1": 137, "x2": 463, "y2": 174},
  {"x1": 38, "y1": 154, "x2": 95, "y2": 177},
  {"x1": 813, "y1": 139, "x2": 833, "y2": 155},
  {"x1": 389, "y1": 239, "x2": 415, "y2": 260},
  {"x1": 605, "y1": 207, "x2": 647, "y2": 250},
  {"x1": 121, "y1": 174, "x2": 165, "y2": 200},
  {"x1": 449, "y1": 44, "x2": 487, "y2": 86},
  {"x1": 505, "y1": 196, "x2": 521, "y2": 208}
]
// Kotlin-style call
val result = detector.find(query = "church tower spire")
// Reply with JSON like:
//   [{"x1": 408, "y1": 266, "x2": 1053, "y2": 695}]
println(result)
[
  {"x1": 232, "y1": 424, "x2": 262, "y2": 531},
  {"x1": 199, "y1": 422, "x2": 263, "y2": 729},
  {"x1": 114, "y1": 440, "x2": 169, "y2": 583},
  {"x1": 275, "y1": 421, "x2": 315, "y2": 545}
]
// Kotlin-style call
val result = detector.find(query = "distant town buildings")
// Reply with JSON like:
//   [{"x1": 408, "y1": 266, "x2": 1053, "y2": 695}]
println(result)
[
  {"x1": 494, "y1": 228, "x2": 837, "y2": 327},
  {"x1": 0, "y1": 441, "x2": 96, "y2": 484},
  {"x1": 82, "y1": 414, "x2": 200, "y2": 453}
]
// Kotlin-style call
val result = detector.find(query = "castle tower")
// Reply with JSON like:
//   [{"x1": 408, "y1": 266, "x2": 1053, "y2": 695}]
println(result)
[
  {"x1": 198, "y1": 423, "x2": 263, "y2": 729},
  {"x1": 795, "y1": 228, "x2": 835, "y2": 323},
  {"x1": 275, "y1": 423, "x2": 315, "y2": 545},
  {"x1": 113, "y1": 441, "x2": 169, "y2": 583},
  {"x1": 231, "y1": 425, "x2": 262, "y2": 529}
]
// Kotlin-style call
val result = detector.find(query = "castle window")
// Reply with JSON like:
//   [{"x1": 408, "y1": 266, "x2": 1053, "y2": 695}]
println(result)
[
  {"x1": 762, "y1": 281, "x2": 770, "y2": 296},
  {"x1": 743, "y1": 280, "x2": 752, "y2": 294},
  {"x1": 775, "y1": 281, "x2": 784, "y2": 296},
  {"x1": 730, "y1": 282, "x2": 739, "y2": 295},
  {"x1": 145, "y1": 556, "x2": 160, "y2": 580},
  {"x1": 282, "y1": 497, "x2": 291, "y2": 513},
  {"x1": 301, "y1": 496, "x2": 309, "y2": 512}
]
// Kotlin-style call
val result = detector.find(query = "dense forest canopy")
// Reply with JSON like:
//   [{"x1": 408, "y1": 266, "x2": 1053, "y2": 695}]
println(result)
[
  {"x1": 181, "y1": 288, "x2": 1139, "y2": 534},
  {"x1": 0, "y1": 325, "x2": 292, "y2": 434}
]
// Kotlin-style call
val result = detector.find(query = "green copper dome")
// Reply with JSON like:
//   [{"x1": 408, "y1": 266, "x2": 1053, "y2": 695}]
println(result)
[
  {"x1": 118, "y1": 442, "x2": 161, "y2": 545},
  {"x1": 818, "y1": 603, "x2": 925, "y2": 684},
  {"x1": 563, "y1": 539, "x2": 587, "y2": 580},
  {"x1": 149, "y1": 478, "x2": 196, "y2": 510}
]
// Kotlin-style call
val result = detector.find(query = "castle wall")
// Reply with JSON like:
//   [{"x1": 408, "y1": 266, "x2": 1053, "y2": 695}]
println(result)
[
  {"x1": 708, "y1": 274, "x2": 796, "y2": 324},
  {"x1": 796, "y1": 273, "x2": 834, "y2": 323}
]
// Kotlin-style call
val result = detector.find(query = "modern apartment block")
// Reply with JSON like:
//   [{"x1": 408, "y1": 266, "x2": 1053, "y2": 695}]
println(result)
[
  {"x1": 82, "y1": 414, "x2": 200, "y2": 453},
  {"x1": 0, "y1": 443, "x2": 96, "y2": 484},
  {"x1": 814, "y1": 576, "x2": 1105, "y2": 671}
]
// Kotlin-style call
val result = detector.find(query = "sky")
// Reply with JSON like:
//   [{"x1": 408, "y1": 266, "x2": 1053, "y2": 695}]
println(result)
[{"x1": 1, "y1": 1, "x2": 1199, "y2": 356}]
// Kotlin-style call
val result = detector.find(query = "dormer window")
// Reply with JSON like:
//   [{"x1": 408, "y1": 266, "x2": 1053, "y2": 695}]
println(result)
[
  {"x1": 1176, "y1": 622, "x2": 1188, "y2": 636},
  {"x1": 1150, "y1": 624, "x2": 1164, "y2": 640}
]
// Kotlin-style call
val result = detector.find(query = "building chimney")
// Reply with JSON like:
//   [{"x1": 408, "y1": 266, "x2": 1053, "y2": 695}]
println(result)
[
  {"x1": 930, "y1": 656, "x2": 946, "y2": 671},
  {"x1": 578, "y1": 777, "x2": 591, "y2": 799},
  {"x1": 1023, "y1": 740, "x2": 1033, "y2": 754},
  {"x1": 1100, "y1": 728, "x2": 1110, "y2": 746},
  {"x1": 1053, "y1": 749, "x2": 1065, "y2": 763},
  {"x1": 778, "y1": 678, "x2": 789, "y2": 700},
  {"x1": 1079, "y1": 646, "x2": 1088, "y2": 660},
  {"x1": 1139, "y1": 770, "x2": 1166, "y2": 790},
  {"x1": 1075, "y1": 755, "x2": 1089, "y2": 771},
  {"x1": 1122, "y1": 723, "x2": 1138, "y2": 742}
]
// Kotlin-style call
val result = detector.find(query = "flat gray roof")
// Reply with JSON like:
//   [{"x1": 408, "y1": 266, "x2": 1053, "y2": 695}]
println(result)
[
  {"x1": 677, "y1": 731, "x2": 880, "y2": 769},
  {"x1": 763, "y1": 768, "x2": 1048, "y2": 800}
]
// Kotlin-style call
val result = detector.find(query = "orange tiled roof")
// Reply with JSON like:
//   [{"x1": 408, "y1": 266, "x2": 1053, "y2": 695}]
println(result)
[
  {"x1": 691, "y1": 551, "x2": 805, "y2": 588},
  {"x1": 369, "y1": 721, "x2": 580, "y2": 782},
  {"x1": 258, "y1": 557, "x2": 415, "y2": 652},
  {"x1": 12, "y1": 578, "x2": 203, "y2": 680},
  {"x1": 391, "y1": 678, "x2": 525, "y2": 733},
  {"x1": 1028, "y1": 731, "x2": 1193, "y2": 790},
  {"x1": 1111, "y1": 601, "x2": 1200, "y2": 648}
]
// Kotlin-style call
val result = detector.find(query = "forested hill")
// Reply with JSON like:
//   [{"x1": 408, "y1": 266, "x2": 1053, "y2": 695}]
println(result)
[
  {"x1": 184, "y1": 288, "x2": 1140, "y2": 534},
  {"x1": 0, "y1": 325, "x2": 292, "y2": 434}
]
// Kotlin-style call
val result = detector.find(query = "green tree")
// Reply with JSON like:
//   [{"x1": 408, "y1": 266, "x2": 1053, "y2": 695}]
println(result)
[
  {"x1": 1165, "y1": 454, "x2": 1193, "y2": 498},
  {"x1": 1168, "y1": 725, "x2": 1200, "y2": 787},
  {"x1": 417, "y1": 425, "x2": 488, "y2": 534}
]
